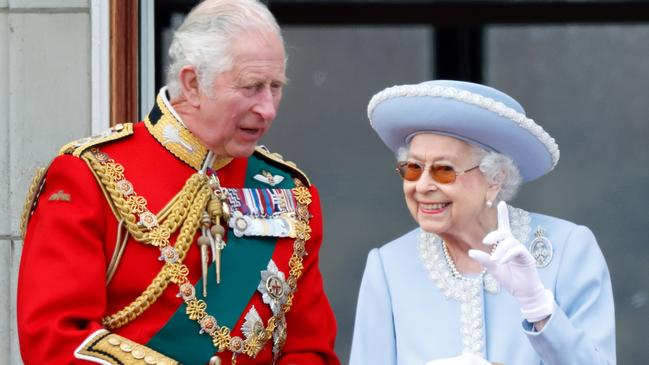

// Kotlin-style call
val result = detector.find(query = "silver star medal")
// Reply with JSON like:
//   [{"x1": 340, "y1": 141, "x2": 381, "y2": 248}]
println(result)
[
  {"x1": 241, "y1": 306, "x2": 264, "y2": 340},
  {"x1": 230, "y1": 211, "x2": 252, "y2": 237},
  {"x1": 257, "y1": 260, "x2": 290, "y2": 315},
  {"x1": 529, "y1": 226, "x2": 553, "y2": 268}
]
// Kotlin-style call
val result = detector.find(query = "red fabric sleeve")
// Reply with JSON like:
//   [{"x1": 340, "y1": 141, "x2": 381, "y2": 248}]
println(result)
[
  {"x1": 277, "y1": 185, "x2": 340, "y2": 365},
  {"x1": 17, "y1": 155, "x2": 110, "y2": 364}
]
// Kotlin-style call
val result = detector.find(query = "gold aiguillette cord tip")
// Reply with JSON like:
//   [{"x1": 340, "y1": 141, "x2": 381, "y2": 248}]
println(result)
[{"x1": 197, "y1": 235, "x2": 210, "y2": 297}]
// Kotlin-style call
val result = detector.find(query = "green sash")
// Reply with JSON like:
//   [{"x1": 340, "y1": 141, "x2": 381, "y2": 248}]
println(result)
[{"x1": 146, "y1": 153, "x2": 294, "y2": 364}]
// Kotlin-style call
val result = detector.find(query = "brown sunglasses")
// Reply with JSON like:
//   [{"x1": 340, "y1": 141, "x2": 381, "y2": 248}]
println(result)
[{"x1": 396, "y1": 161, "x2": 480, "y2": 184}]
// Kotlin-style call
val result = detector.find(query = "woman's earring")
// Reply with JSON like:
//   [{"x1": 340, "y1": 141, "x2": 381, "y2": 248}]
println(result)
[{"x1": 485, "y1": 200, "x2": 493, "y2": 208}]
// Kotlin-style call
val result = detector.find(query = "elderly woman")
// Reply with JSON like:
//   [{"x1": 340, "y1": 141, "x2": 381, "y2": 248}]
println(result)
[{"x1": 349, "y1": 80, "x2": 615, "y2": 365}]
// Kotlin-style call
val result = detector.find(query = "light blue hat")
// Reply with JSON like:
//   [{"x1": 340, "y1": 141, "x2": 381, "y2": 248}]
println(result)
[{"x1": 368, "y1": 80, "x2": 560, "y2": 182}]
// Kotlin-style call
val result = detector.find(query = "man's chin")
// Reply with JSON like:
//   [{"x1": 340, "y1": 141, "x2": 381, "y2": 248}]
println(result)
[{"x1": 221, "y1": 143, "x2": 257, "y2": 158}]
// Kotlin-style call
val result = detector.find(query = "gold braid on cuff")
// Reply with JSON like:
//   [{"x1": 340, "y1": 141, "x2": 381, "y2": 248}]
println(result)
[{"x1": 75, "y1": 329, "x2": 179, "y2": 365}]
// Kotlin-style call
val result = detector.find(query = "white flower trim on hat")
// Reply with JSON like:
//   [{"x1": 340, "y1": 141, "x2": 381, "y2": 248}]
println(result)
[{"x1": 367, "y1": 84, "x2": 560, "y2": 168}]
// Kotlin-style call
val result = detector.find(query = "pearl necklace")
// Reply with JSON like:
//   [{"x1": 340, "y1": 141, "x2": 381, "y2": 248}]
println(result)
[
  {"x1": 418, "y1": 204, "x2": 531, "y2": 356},
  {"x1": 441, "y1": 240, "x2": 496, "y2": 282}
]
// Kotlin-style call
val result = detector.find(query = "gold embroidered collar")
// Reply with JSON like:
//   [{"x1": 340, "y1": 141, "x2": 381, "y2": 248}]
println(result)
[{"x1": 145, "y1": 89, "x2": 231, "y2": 171}]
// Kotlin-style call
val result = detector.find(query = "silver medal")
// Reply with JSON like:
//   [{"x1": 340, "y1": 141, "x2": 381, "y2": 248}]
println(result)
[{"x1": 529, "y1": 226, "x2": 553, "y2": 268}]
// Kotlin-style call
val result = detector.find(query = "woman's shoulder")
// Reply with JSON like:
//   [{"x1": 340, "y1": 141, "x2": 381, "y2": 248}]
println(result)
[
  {"x1": 527, "y1": 211, "x2": 595, "y2": 238},
  {"x1": 363, "y1": 228, "x2": 422, "y2": 268},
  {"x1": 528, "y1": 209, "x2": 572, "y2": 224},
  {"x1": 378, "y1": 227, "x2": 422, "y2": 253},
  {"x1": 524, "y1": 209, "x2": 600, "y2": 258},
  {"x1": 362, "y1": 228, "x2": 428, "y2": 287}
]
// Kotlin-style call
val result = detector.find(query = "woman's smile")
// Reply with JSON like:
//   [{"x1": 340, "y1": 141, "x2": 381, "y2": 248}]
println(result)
[{"x1": 418, "y1": 202, "x2": 451, "y2": 214}]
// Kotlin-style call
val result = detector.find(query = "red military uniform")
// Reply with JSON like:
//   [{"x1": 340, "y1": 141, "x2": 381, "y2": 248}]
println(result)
[{"x1": 17, "y1": 90, "x2": 340, "y2": 365}]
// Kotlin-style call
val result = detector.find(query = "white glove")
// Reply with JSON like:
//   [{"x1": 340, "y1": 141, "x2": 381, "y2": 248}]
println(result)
[
  {"x1": 468, "y1": 201, "x2": 554, "y2": 323},
  {"x1": 425, "y1": 353, "x2": 492, "y2": 365}
]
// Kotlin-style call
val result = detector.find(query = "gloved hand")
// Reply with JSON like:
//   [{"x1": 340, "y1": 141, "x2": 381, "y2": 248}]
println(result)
[
  {"x1": 468, "y1": 201, "x2": 554, "y2": 323},
  {"x1": 425, "y1": 353, "x2": 492, "y2": 365}
]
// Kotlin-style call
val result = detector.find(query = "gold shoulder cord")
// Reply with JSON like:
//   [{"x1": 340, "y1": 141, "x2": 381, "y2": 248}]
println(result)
[
  {"x1": 82, "y1": 148, "x2": 211, "y2": 329},
  {"x1": 19, "y1": 167, "x2": 48, "y2": 239},
  {"x1": 87, "y1": 147, "x2": 313, "y2": 363},
  {"x1": 21, "y1": 124, "x2": 135, "y2": 239}
]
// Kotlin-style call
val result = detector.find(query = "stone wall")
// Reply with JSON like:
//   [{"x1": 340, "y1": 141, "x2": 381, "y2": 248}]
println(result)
[{"x1": 0, "y1": 1, "x2": 91, "y2": 363}]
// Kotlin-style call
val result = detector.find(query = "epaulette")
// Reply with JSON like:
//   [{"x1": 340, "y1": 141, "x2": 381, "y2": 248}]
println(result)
[
  {"x1": 58, "y1": 123, "x2": 134, "y2": 157},
  {"x1": 254, "y1": 145, "x2": 311, "y2": 187},
  {"x1": 21, "y1": 123, "x2": 134, "y2": 238}
]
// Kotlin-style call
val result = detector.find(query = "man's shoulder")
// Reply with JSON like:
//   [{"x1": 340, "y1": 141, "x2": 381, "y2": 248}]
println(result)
[
  {"x1": 57, "y1": 122, "x2": 137, "y2": 157},
  {"x1": 252, "y1": 145, "x2": 311, "y2": 187},
  {"x1": 19, "y1": 123, "x2": 143, "y2": 238}
]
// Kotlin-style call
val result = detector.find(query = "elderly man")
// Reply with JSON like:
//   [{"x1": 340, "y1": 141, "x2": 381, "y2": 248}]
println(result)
[{"x1": 17, "y1": 1, "x2": 340, "y2": 364}]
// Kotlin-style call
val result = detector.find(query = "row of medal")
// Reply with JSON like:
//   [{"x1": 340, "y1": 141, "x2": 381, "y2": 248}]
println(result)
[{"x1": 225, "y1": 188, "x2": 298, "y2": 238}]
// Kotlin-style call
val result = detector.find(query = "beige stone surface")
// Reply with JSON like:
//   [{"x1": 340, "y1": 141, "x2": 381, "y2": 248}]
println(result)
[
  {"x1": 1, "y1": 12, "x2": 9, "y2": 234},
  {"x1": 0, "y1": 240, "x2": 11, "y2": 365},
  {"x1": 11, "y1": 240, "x2": 23, "y2": 364},
  {"x1": 8, "y1": 12, "x2": 91, "y2": 235},
  {"x1": 9, "y1": 0, "x2": 87, "y2": 8}
]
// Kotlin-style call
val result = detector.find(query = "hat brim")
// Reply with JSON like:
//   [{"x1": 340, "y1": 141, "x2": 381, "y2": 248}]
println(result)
[{"x1": 369, "y1": 85, "x2": 557, "y2": 183}]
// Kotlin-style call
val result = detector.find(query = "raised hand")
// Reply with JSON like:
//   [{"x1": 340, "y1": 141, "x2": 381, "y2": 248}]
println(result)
[{"x1": 468, "y1": 201, "x2": 554, "y2": 323}]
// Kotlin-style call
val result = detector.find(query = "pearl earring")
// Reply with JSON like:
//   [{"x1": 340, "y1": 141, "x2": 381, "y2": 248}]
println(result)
[{"x1": 486, "y1": 200, "x2": 493, "y2": 208}]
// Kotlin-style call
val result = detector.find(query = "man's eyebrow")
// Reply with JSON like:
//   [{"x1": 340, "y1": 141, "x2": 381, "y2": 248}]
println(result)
[
  {"x1": 276, "y1": 74, "x2": 288, "y2": 84},
  {"x1": 234, "y1": 73, "x2": 287, "y2": 85}
]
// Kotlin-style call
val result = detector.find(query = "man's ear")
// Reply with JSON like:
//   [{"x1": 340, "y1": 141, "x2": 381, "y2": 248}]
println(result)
[{"x1": 178, "y1": 65, "x2": 201, "y2": 107}]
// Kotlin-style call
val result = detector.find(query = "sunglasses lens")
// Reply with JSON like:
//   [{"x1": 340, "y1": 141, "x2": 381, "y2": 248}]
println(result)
[
  {"x1": 397, "y1": 162, "x2": 422, "y2": 181},
  {"x1": 432, "y1": 165, "x2": 456, "y2": 184},
  {"x1": 398, "y1": 163, "x2": 463, "y2": 183}
]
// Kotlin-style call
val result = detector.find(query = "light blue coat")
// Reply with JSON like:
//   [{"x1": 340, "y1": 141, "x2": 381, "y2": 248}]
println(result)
[{"x1": 349, "y1": 210, "x2": 615, "y2": 365}]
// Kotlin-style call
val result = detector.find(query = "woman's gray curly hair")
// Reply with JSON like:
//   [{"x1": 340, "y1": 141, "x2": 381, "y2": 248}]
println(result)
[
  {"x1": 397, "y1": 142, "x2": 522, "y2": 202},
  {"x1": 166, "y1": 0, "x2": 283, "y2": 99}
]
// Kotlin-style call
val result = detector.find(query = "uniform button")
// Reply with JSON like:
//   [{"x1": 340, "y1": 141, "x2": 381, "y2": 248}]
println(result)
[
  {"x1": 119, "y1": 343, "x2": 132, "y2": 352},
  {"x1": 132, "y1": 349, "x2": 145, "y2": 359}
]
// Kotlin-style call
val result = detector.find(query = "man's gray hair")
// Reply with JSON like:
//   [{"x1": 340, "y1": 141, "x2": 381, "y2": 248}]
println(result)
[
  {"x1": 396, "y1": 141, "x2": 522, "y2": 202},
  {"x1": 166, "y1": 0, "x2": 283, "y2": 99}
]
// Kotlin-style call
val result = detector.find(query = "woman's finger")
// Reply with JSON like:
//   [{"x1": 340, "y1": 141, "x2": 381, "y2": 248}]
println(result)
[
  {"x1": 497, "y1": 201, "x2": 511, "y2": 232},
  {"x1": 468, "y1": 249, "x2": 496, "y2": 270},
  {"x1": 495, "y1": 239, "x2": 528, "y2": 265},
  {"x1": 489, "y1": 235, "x2": 517, "y2": 262}
]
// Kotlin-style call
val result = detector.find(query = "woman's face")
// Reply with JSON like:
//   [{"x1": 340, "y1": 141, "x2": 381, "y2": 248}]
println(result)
[{"x1": 403, "y1": 133, "x2": 491, "y2": 236}]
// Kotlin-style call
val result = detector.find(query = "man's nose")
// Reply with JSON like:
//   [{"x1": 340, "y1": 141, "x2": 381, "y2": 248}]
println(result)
[{"x1": 253, "y1": 87, "x2": 279, "y2": 121}]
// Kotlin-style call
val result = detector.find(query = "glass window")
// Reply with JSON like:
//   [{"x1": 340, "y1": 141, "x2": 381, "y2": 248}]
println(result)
[
  {"x1": 487, "y1": 25, "x2": 649, "y2": 364},
  {"x1": 149, "y1": 3, "x2": 647, "y2": 362}
]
